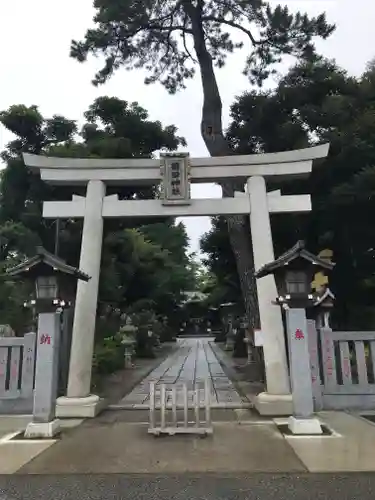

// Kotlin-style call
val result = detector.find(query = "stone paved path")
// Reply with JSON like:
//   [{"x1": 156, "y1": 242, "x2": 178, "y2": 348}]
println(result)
[{"x1": 117, "y1": 338, "x2": 246, "y2": 408}]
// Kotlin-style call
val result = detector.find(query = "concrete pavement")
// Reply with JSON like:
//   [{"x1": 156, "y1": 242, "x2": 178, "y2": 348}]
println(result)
[
  {"x1": 0, "y1": 417, "x2": 83, "y2": 474},
  {"x1": 17, "y1": 408, "x2": 375, "y2": 475},
  {"x1": 1, "y1": 473, "x2": 375, "y2": 499},
  {"x1": 2, "y1": 338, "x2": 375, "y2": 476},
  {"x1": 18, "y1": 418, "x2": 306, "y2": 474},
  {"x1": 282, "y1": 411, "x2": 375, "y2": 472}
]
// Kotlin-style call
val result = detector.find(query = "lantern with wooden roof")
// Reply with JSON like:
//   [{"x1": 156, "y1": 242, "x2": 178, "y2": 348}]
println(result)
[
  {"x1": 255, "y1": 241, "x2": 335, "y2": 309},
  {"x1": 5, "y1": 247, "x2": 90, "y2": 312}
]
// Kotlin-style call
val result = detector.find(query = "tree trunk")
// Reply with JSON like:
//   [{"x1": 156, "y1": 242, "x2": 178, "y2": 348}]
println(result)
[
  {"x1": 185, "y1": 3, "x2": 260, "y2": 326},
  {"x1": 221, "y1": 183, "x2": 260, "y2": 330},
  {"x1": 184, "y1": 3, "x2": 262, "y2": 371}
]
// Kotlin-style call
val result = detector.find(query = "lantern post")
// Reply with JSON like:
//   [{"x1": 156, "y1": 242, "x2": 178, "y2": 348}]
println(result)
[
  {"x1": 255, "y1": 241, "x2": 334, "y2": 434},
  {"x1": 6, "y1": 247, "x2": 90, "y2": 438}
]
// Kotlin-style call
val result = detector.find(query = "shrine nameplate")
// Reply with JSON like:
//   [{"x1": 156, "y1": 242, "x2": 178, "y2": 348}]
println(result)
[{"x1": 160, "y1": 153, "x2": 191, "y2": 205}]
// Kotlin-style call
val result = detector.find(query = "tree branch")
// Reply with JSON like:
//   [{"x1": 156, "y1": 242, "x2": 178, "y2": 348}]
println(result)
[
  {"x1": 182, "y1": 14, "x2": 196, "y2": 62},
  {"x1": 147, "y1": 24, "x2": 192, "y2": 34},
  {"x1": 148, "y1": 0, "x2": 184, "y2": 25},
  {"x1": 147, "y1": 0, "x2": 189, "y2": 33},
  {"x1": 202, "y1": 16, "x2": 259, "y2": 45}
]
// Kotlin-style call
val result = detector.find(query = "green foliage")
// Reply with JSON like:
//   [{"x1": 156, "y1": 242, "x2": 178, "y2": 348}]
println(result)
[
  {"x1": 203, "y1": 56, "x2": 375, "y2": 329},
  {"x1": 0, "y1": 105, "x2": 77, "y2": 161},
  {"x1": 201, "y1": 216, "x2": 241, "y2": 307},
  {"x1": 92, "y1": 334, "x2": 125, "y2": 375},
  {"x1": 0, "y1": 97, "x2": 194, "y2": 333},
  {"x1": 71, "y1": 0, "x2": 334, "y2": 92},
  {"x1": 100, "y1": 225, "x2": 193, "y2": 314},
  {"x1": 0, "y1": 278, "x2": 33, "y2": 335},
  {"x1": 0, "y1": 221, "x2": 41, "y2": 261}
]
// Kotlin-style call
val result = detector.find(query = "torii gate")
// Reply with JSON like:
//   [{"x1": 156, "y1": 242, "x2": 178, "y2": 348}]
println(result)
[{"x1": 23, "y1": 143, "x2": 329, "y2": 417}]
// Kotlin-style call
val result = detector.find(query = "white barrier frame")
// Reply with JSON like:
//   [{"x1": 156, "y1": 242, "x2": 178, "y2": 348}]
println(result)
[{"x1": 148, "y1": 380, "x2": 213, "y2": 436}]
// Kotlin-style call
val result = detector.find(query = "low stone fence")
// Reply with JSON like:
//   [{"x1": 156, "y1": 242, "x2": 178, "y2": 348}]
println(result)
[
  {"x1": 0, "y1": 332, "x2": 37, "y2": 414},
  {"x1": 308, "y1": 322, "x2": 375, "y2": 410}
]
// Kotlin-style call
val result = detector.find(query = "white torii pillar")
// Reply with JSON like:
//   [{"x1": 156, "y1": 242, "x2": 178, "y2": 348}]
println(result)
[
  {"x1": 247, "y1": 176, "x2": 292, "y2": 415},
  {"x1": 56, "y1": 180, "x2": 106, "y2": 418}
]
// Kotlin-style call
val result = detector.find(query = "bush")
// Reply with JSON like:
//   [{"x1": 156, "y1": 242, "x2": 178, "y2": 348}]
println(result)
[{"x1": 92, "y1": 334, "x2": 125, "y2": 375}]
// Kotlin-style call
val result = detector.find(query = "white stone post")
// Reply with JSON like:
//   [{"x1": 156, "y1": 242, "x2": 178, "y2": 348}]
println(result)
[
  {"x1": 25, "y1": 312, "x2": 61, "y2": 438},
  {"x1": 247, "y1": 176, "x2": 292, "y2": 415},
  {"x1": 286, "y1": 308, "x2": 322, "y2": 434},
  {"x1": 56, "y1": 180, "x2": 106, "y2": 418}
]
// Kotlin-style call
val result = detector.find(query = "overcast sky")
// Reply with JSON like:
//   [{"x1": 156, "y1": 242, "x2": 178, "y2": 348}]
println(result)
[{"x1": 0, "y1": 0, "x2": 374, "y2": 255}]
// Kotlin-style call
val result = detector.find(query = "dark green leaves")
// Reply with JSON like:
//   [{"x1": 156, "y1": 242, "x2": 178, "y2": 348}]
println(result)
[
  {"x1": 0, "y1": 96, "x2": 192, "y2": 327},
  {"x1": 222, "y1": 56, "x2": 375, "y2": 328},
  {"x1": 71, "y1": 0, "x2": 335, "y2": 91}
]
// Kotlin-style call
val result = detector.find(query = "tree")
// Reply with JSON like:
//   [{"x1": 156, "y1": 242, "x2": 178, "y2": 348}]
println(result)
[
  {"x1": 0, "y1": 97, "x2": 193, "y2": 330},
  {"x1": 0, "y1": 106, "x2": 78, "y2": 261},
  {"x1": 209, "y1": 56, "x2": 375, "y2": 329},
  {"x1": 200, "y1": 216, "x2": 241, "y2": 307},
  {"x1": 99, "y1": 221, "x2": 193, "y2": 314},
  {"x1": 70, "y1": 0, "x2": 334, "y2": 328}
]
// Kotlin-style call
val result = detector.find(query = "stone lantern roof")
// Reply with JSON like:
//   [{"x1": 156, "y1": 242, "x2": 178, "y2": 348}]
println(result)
[
  {"x1": 255, "y1": 240, "x2": 335, "y2": 279},
  {"x1": 5, "y1": 246, "x2": 90, "y2": 281}
]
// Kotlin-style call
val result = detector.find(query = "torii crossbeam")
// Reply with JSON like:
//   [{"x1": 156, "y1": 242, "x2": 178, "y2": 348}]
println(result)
[{"x1": 23, "y1": 143, "x2": 329, "y2": 418}]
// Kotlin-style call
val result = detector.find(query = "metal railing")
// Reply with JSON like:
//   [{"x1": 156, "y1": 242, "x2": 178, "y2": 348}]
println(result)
[{"x1": 148, "y1": 380, "x2": 213, "y2": 436}]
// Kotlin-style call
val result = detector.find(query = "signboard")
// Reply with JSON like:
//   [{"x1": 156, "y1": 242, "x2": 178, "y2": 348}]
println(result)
[{"x1": 160, "y1": 153, "x2": 191, "y2": 205}]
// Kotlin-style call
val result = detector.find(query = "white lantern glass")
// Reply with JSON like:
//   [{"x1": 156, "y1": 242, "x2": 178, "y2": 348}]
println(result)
[{"x1": 36, "y1": 275, "x2": 58, "y2": 299}]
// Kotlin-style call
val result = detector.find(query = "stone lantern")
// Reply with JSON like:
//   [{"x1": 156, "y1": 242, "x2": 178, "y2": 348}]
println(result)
[
  {"x1": 255, "y1": 241, "x2": 334, "y2": 435},
  {"x1": 218, "y1": 302, "x2": 238, "y2": 351},
  {"x1": 6, "y1": 247, "x2": 90, "y2": 438},
  {"x1": 7, "y1": 247, "x2": 90, "y2": 313},
  {"x1": 120, "y1": 315, "x2": 137, "y2": 368},
  {"x1": 255, "y1": 241, "x2": 334, "y2": 310}
]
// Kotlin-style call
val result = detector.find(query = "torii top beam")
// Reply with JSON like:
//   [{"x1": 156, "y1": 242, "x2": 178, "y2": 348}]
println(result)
[{"x1": 23, "y1": 144, "x2": 329, "y2": 186}]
